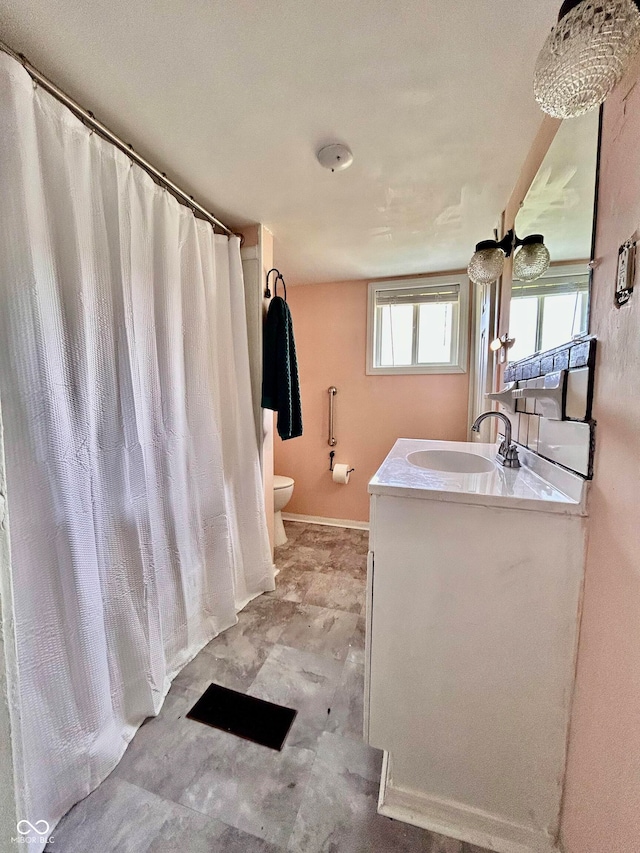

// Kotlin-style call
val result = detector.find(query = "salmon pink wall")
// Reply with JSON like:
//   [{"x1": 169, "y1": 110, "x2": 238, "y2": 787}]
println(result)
[
  {"x1": 274, "y1": 279, "x2": 469, "y2": 523},
  {"x1": 561, "y1": 64, "x2": 640, "y2": 852}
]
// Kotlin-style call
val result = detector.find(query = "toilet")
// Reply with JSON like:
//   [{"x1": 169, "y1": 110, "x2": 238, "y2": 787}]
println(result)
[{"x1": 273, "y1": 475, "x2": 295, "y2": 546}]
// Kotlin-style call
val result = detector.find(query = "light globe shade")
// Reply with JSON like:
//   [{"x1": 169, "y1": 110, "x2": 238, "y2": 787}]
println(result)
[
  {"x1": 534, "y1": 0, "x2": 640, "y2": 119},
  {"x1": 513, "y1": 242, "x2": 551, "y2": 282},
  {"x1": 468, "y1": 247, "x2": 505, "y2": 285}
]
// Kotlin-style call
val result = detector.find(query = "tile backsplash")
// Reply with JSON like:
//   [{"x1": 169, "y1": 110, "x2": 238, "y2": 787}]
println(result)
[
  {"x1": 499, "y1": 336, "x2": 597, "y2": 478},
  {"x1": 538, "y1": 418, "x2": 592, "y2": 476},
  {"x1": 565, "y1": 367, "x2": 589, "y2": 420}
]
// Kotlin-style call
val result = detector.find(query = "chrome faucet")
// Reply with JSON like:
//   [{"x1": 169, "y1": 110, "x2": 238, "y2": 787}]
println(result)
[{"x1": 471, "y1": 411, "x2": 520, "y2": 468}]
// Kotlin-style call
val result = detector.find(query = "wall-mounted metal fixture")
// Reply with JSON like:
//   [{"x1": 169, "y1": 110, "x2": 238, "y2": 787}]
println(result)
[
  {"x1": 328, "y1": 386, "x2": 338, "y2": 447},
  {"x1": 265, "y1": 268, "x2": 287, "y2": 300},
  {"x1": 471, "y1": 412, "x2": 520, "y2": 468},
  {"x1": 0, "y1": 41, "x2": 235, "y2": 237},
  {"x1": 467, "y1": 229, "x2": 550, "y2": 286},
  {"x1": 265, "y1": 268, "x2": 278, "y2": 299},
  {"x1": 328, "y1": 450, "x2": 356, "y2": 475},
  {"x1": 534, "y1": 0, "x2": 640, "y2": 119},
  {"x1": 329, "y1": 449, "x2": 354, "y2": 478}
]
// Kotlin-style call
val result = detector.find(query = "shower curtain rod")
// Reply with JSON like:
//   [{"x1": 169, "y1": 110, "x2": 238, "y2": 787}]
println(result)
[{"x1": 0, "y1": 41, "x2": 234, "y2": 237}]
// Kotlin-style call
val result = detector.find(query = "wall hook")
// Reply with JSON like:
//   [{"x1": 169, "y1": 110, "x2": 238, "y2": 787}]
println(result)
[{"x1": 265, "y1": 268, "x2": 280, "y2": 298}]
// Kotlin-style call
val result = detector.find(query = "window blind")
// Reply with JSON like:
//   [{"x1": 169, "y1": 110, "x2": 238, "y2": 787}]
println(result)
[
  {"x1": 512, "y1": 273, "x2": 589, "y2": 300},
  {"x1": 375, "y1": 283, "x2": 460, "y2": 306}
]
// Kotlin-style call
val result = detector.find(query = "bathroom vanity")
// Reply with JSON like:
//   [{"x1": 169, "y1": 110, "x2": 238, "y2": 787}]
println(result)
[{"x1": 365, "y1": 439, "x2": 588, "y2": 853}]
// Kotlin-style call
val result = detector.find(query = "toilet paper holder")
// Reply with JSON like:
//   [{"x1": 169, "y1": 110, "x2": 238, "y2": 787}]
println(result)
[{"x1": 329, "y1": 451, "x2": 354, "y2": 475}]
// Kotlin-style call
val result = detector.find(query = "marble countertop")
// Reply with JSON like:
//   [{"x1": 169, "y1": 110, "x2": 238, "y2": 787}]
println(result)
[{"x1": 368, "y1": 439, "x2": 588, "y2": 516}]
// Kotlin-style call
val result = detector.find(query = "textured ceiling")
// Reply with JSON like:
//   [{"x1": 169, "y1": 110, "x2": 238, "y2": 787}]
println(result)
[{"x1": 0, "y1": 0, "x2": 563, "y2": 283}]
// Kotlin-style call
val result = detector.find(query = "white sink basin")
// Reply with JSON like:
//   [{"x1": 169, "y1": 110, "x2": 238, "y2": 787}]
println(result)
[
  {"x1": 369, "y1": 439, "x2": 587, "y2": 514},
  {"x1": 407, "y1": 449, "x2": 495, "y2": 474}
]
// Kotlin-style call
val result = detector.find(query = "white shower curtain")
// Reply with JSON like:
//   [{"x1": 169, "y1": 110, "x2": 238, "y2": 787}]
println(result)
[{"x1": 0, "y1": 51, "x2": 274, "y2": 845}]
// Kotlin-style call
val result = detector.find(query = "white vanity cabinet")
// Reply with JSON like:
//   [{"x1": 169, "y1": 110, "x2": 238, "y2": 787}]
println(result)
[{"x1": 365, "y1": 440, "x2": 588, "y2": 853}]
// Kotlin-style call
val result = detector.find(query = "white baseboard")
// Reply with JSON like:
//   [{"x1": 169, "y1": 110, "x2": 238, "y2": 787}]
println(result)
[
  {"x1": 281, "y1": 512, "x2": 369, "y2": 531},
  {"x1": 378, "y1": 753, "x2": 558, "y2": 853}
]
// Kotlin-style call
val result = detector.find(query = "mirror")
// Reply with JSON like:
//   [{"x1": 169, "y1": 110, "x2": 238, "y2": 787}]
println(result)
[{"x1": 508, "y1": 110, "x2": 600, "y2": 363}]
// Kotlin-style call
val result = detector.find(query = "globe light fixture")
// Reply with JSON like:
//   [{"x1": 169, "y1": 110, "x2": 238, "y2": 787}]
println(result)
[
  {"x1": 512, "y1": 235, "x2": 552, "y2": 282},
  {"x1": 468, "y1": 242, "x2": 507, "y2": 285},
  {"x1": 468, "y1": 230, "x2": 551, "y2": 286},
  {"x1": 534, "y1": 0, "x2": 640, "y2": 119}
]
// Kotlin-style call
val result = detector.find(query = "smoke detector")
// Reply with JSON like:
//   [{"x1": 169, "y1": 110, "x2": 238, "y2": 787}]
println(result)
[{"x1": 316, "y1": 143, "x2": 353, "y2": 172}]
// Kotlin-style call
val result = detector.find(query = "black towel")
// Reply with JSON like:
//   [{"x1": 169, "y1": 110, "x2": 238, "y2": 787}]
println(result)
[{"x1": 261, "y1": 296, "x2": 303, "y2": 440}]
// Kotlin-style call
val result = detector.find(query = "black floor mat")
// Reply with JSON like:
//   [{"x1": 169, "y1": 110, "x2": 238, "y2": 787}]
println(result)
[{"x1": 186, "y1": 683, "x2": 297, "y2": 751}]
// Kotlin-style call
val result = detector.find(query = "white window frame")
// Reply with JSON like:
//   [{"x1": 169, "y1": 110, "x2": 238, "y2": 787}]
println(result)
[
  {"x1": 366, "y1": 274, "x2": 470, "y2": 375},
  {"x1": 508, "y1": 263, "x2": 590, "y2": 362}
]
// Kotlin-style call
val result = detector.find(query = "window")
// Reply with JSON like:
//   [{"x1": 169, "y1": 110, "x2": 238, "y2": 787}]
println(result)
[
  {"x1": 508, "y1": 266, "x2": 590, "y2": 363},
  {"x1": 367, "y1": 275, "x2": 469, "y2": 374}
]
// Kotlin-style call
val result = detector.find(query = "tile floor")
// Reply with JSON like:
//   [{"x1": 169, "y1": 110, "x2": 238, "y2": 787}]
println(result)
[{"x1": 47, "y1": 522, "x2": 490, "y2": 853}]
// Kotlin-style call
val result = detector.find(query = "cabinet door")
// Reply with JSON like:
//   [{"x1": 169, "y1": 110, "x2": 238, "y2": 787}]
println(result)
[{"x1": 368, "y1": 492, "x2": 585, "y2": 835}]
